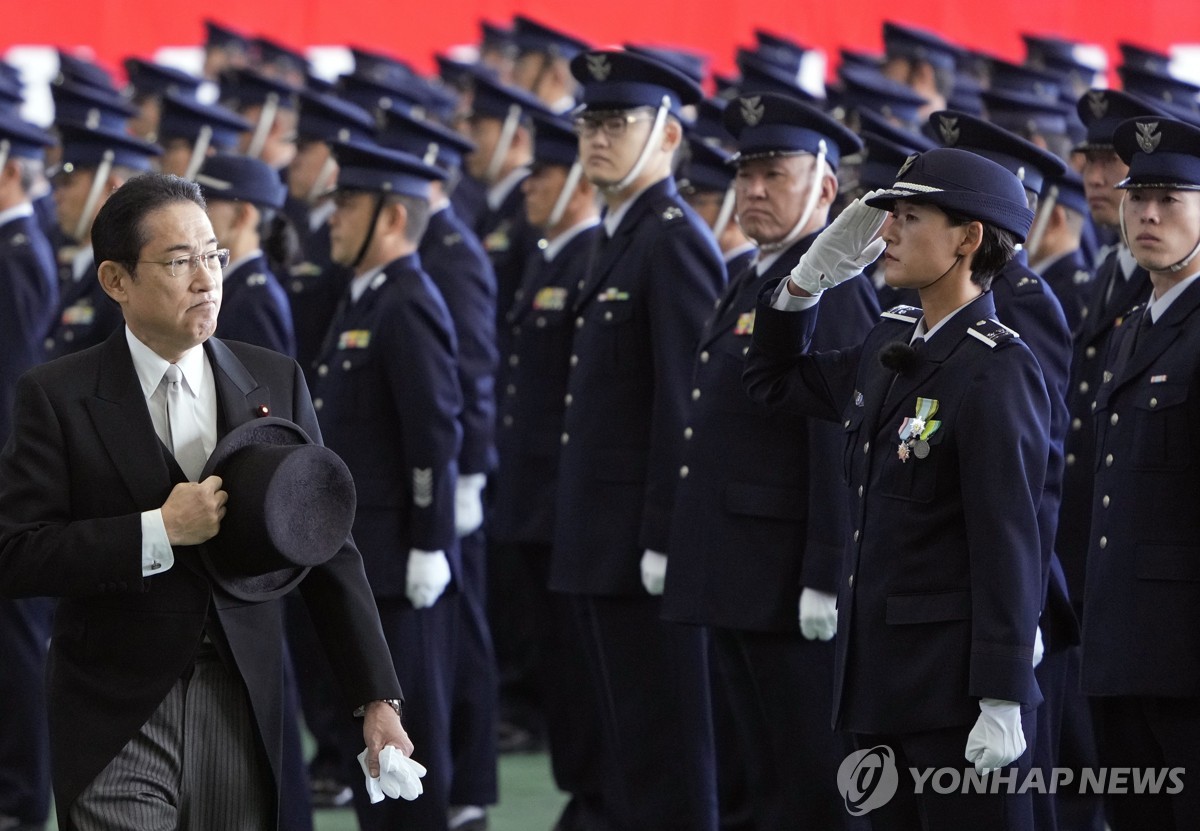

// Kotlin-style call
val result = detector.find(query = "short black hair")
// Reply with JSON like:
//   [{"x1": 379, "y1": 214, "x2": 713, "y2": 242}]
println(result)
[
  {"x1": 92, "y1": 173, "x2": 206, "y2": 270},
  {"x1": 943, "y1": 207, "x2": 1019, "y2": 290}
]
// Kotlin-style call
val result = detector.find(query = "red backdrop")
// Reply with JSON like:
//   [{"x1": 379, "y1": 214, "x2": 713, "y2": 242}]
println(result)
[{"x1": 3, "y1": 0, "x2": 1199, "y2": 82}]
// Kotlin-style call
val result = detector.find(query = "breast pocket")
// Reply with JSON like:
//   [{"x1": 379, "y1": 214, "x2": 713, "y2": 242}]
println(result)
[
  {"x1": 326, "y1": 348, "x2": 375, "y2": 414},
  {"x1": 876, "y1": 426, "x2": 947, "y2": 504},
  {"x1": 1127, "y1": 383, "x2": 1191, "y2": 471},
  {"x1": 587, "y1": 301, "x2": 638, "y2": 374}
]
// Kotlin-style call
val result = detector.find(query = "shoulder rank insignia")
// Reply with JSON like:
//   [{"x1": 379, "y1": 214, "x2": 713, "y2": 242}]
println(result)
[
  {"x1": 733, "y1": 309, "x2": 756, "y2": 336},
  {"x1": 9, "y1": 232, "x2": 28, "y2": 246},
  {"x1": 661, "y1": 205, "x2": 684, "y2": 222},
  {"x1": 443, "y1": 232, "x2": 463, "y2": 247},
  {"x1": 967, "y1": 317, "x2": 1018, "y2": 348},
  {"x1": 881, "y1": 305, "x2": 921, "y2": 323},
  {"x1": 597, "y1": 287, "x2": 631, "y2": 302},
  {"x1": 1013, "y1": 274, "x2": 1041, "y2": 292},
  {"x1": 533, "y1": 286, "x2": 568, "y2": 311},
  {"x1": 1073, "y1": 269, "x2": 1091, "y2": 285},
  {"x1": 337, "y1": 330, "x2": 371, "y2": 349},
  {"x1": 246, "y1": 273, "x2": 268, "y2": 287}
]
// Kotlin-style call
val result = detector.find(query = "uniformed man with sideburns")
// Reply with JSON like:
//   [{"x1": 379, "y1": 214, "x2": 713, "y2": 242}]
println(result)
[{"x1": 550, "y1": 48, "x2": 726, "y2": 831}]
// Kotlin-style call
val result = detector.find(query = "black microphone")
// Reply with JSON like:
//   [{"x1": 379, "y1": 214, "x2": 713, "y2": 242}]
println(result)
[{"x1": 878, "y1": 339, "x2": 923, "y2": 375}]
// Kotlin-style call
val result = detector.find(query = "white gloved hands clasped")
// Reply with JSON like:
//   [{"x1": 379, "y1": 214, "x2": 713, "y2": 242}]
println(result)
[
  {"x1": 965, "y1": 698, "x2": 1027, "y2": 774},
  {"x1": 454, "y1": 473, "x2": 487, "y2": 538},
  {"x1": 789, "y1": 190, "x2": 889, "y2": 295},
  {"x1": 357, "y1": 745, "x2": 426, "y2": 802},
  {"x1": 798, "y1": 587, "x2": 838, "y2": 641},
  {"x1": 406, "y1": 549, "x2": 451, "y2": 608},
  {"x1": 640, "y1": 550, "x2": 668, "y2": 596}
]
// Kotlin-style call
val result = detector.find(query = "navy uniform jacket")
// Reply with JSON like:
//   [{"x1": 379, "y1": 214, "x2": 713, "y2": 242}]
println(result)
[
  {"x1": 216, "y1": 253, "x2": 297, "y2": 358},
  {"x1": 450, "y1": 173, "x2": 488, "y2": 234},
  {"x1": 43, "y1": 260, "x2": 123, "y2": 362},
  {"x1": 0, "y1": 332, "x2": 400, "y2": 824},
  {"x1": 550, "y1": 178, "x2": 726, "y2": 596},
  {"x1": 491, "y1": 223, "x2": 601, "y2": 545},
  {"x1": 309, "y1": 253, "x2": 463, "y2": 600},
  {"x1": 281, "y1": 195, "x2": 352, "y2": 382},
  {"x1": 744, "y1": 291, "x2": 1050, "y2": 734},
  {"x1": 1037, "y1": 248, "x2": 1093, "y2": 336},
  {"x1": 1083, "y1": 282, "x2": 1200, "y2": 697},
  {"x1": 1, "y1": 212, "x2": 59, "y2": 443},
  {"x1": 1057, "y1": 251, "x2": 1152, "y2": 604},
  {"x1": 476, "y1": 176, "x2": 538, "y2": 361},
  {"x1": 419, "y1": 204, "x2": 499, "y2": 476},
  {"x1": 663, "y1": 237, "x2": 879, "y2": 632}
]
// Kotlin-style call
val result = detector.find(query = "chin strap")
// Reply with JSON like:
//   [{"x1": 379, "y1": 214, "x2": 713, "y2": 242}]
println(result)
[
  {"x1": 602, "y1": 96, "x2": 671, "y2": 196},
  {"x1": 350, "y1": 193, "x2": 389, "y2": 271},
  {"x1": 0, "y1": 140, "x2": 10, "y2": 179},
  {"x1": 75, "y1": 149, "x2": 114, "y2": 244},
  {"x1": 547, "y1": 159, "x2": 584, "y2": 230},
  {"x1": 750, "y1": 141, "x2": 827, "y2": 254},
  {"x1": 1025, "y1": 184, "x2": 1057, "y2": 260},
  {"x1": 246, "y1": 92, "x2": 279, "y2": 161},
  {"x1": 711, "y1": 185, "x2": 736, "y2": 240},
  {"x1": 485, "y1": 104, "x2": 522, "y2": 184},
  {"x1": 183, "y1": 125, "x2": 213, "y2": 181},
  {"x1": 1120, "y1": 191, "x2": 1200, "y2": 273}
]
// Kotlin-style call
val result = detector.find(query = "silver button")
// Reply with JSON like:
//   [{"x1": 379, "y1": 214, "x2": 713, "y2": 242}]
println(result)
[
  {"x1": 853, "y1": 530, "x2": 860, "y2": 542},
  {"x1": 1099, "y1": 536, "x2": 1108, "y2": 550},
  {"x1": 570, "y1": 354, "x2": 579, "y2": 366},
  {"x1": 1110, "y1": 413, "x2": 1119, "y2": 426},
  {"x1": 1086, "y1": 346, "x2": 1096, "y2": 359},
  {"x1": 342, "y1": 359, "x2": 352, "y2": 370},
  {"x1": 604, "y1": 310, "x2": 613, "y2": 321},
  {"x1": 1102, "y1": 495, "x2": 1110, "y2": 508},
  {"x1": 44, "y1": 337, "x2": 54, "y2": 350},
  {"x1": 506, "y1": 384, "x2": 516, "y2": 395},
  {"x1": 577, "y1": 279, "x2": 586, "y2": 290},
  {"x1": 561, "y1": 432, "x2": 570, "y2": 445},
  {"x1": 503, "y1": 415, "x2": 513, "y2": 427},
  {"x1": 63, "y1": 330, "x2": 75, "y2": 342},
  {"x1": 1079, "y1": 381, "x2": 1089, "y2": 393},
  {"x1": 576, "y1": 316, "x2": 584, "y2": 329},
  {"x1": 858, "y1": 485, "x2": 864, "y2": 497},
  {"x1": 536, "y1": 316, "x2": 547, "y2": 328},
  {"x1": 684, "y1": 427, "x2": 693, "y2": 440},
  {"x1": 844, "y1": 419, "x2": 851, "y2": 428},
  {"x1": 863, "y1": 442, "x2": 870, "y2": 454},
  {"x1": 509, "y1": 355, "x2": 519, "y2": 367},
  {"x1": 700, "y1": 351, "x2": 710, "y2": 363},
  {"x1": 1066, "y1": 453, "x2": 1076, "y2": 466},
  {"x1": 565, "y1": 393, "x2": 573, "y2": 406},
  {"x1": 1105, "y1": 454, "x2": 1114, "y2": 467},
  {"x1": 692, "y1": 388, "x2": 701, "y2": 401},
  {"x1": 680, "y1": 465, "x2": 689, "y2": 478},
  {"x1": 1071, "y1": 417, "x2": 1081, "y2": 430},
  {"x1": 313, "y1": 398, "x2": 324, "y2": 410},
  {"x1": 318, "y1": 364, "x2": 329, "y2": 377},
  {"x1": 848, "y1": 573, "x2": 854, "y2": 588},
  {"x1": 743, "y1": 347, "x2": 749, "y2": 356},
  {"x1": 1150, "y1": 397, "x2": 1158, "y2": 408}
]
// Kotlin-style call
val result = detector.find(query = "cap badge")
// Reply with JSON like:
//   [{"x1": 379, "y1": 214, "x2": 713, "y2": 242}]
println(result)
[
  {"x1": 1135, "y1": 121, "x2": 1162, "y2": 154},
  {"x1": 586, "y1": 54, "x2": 612, "y2": 81},
  {"x1": 896, "y1": 153, "x2": 919, "y2": 179},
  {"x1": 1087, "y1": 91, "x2": 1108, "y2": 120},
  {"x1": 740, "y1": 96, "x2": 765, "y2": 127},
  {"x1": 936, "y1": 115, "x2": 959, "y2": 146}
]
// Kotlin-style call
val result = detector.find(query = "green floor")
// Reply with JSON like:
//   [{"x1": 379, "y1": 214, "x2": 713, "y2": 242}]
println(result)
[{"x1": 314, "y1": 752, "x2": 566, "y2": 831}]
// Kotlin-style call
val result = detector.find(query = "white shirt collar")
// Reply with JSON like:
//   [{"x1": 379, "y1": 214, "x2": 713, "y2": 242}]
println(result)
[
  {"x1": 309, "y1": 199, "x2": 336, "y2": 233},
  {"x1": 1117, "y1": 245, "x2": 1138, "y2": 279},
  {"x1": 125, "y1": 327, "x2": 207, "y2": 402},
  {"x1": 349, "y1": 264, "x2": 388, "y2": 304},
  {"x1": 602, "y1": 180, "x2": 658, "y2": 238},
  {"x1": 486, "y1": 167, "x2": 530, "y2": 211},
  {"x1": 913, "y1": 295, "x2": 979, "y2": 343},
  {"x1": 222, "y1": 249, "x2": 262, "y2": 280},
  {"x1": 0, "y1": 202, "x2": 34, "y2": 228},
  {"x1": 1148, "y1": 272, "x2": 1200, "y2": 323},
  {"x1": 541, "y1": 217, "x2": 600, "y2": 262}
]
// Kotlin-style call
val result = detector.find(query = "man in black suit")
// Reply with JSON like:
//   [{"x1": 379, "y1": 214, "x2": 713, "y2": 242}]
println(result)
[{"x1": 0, "y1": 172, "x2": 411, "y2": 830}]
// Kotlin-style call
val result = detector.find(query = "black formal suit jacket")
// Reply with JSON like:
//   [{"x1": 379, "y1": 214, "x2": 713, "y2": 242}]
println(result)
[{"x1": 0, "y1": 329, "x2": 400, "y2": 827}]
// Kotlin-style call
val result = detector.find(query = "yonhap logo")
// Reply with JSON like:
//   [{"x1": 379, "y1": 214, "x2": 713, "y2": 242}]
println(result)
[{"x1": 838, "y1": 745, "x2": 899, "y2": 815}]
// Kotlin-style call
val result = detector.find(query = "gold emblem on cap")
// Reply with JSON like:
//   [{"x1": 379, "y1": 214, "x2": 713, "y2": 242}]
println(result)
[
  {"x1": 1087, "y1": 91, "x2": 1108, "y2": 120},
  {"x1": 937, "y1": 115, "x2": 959, "y2": 146},
  {"x1": 586, "y1": 54, "x2": 612, "y2": 81},
  {"x1": 1136, "y1": 121, "x2": 1162, "y2": 153},
  {"x1": 896, "y1": 153, "x2": 918, "y2": 178},
  {"x1": 740, "y1": 96, "x2": 765, "y2": 126}
]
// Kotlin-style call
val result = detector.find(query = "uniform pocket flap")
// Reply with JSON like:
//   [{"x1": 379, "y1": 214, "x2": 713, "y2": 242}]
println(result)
[
  {"x1": 886, "y1": 590, "x2": 971, "y2": 625},
  {"x1": 1135, "y1": 545, "x2": 1200, "y2": 582},
  {"x1": 723, "y1": 482, "x2": 803, "y2": 521},
  {"x1": 1133, "y1": 382, "x2": 1188, "y2": 411}
]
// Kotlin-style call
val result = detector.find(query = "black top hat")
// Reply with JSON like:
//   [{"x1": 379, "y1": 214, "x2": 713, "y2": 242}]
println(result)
[{"x1": 198, "y1": 417, "x2": 356, "y2": 601}]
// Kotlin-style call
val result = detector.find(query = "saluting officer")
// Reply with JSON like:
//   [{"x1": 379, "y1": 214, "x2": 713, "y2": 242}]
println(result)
[
  {"x1": 310, "y1": 140, "x2": 462, "y2": 831},
  {"x1": 662, "y1": 93, "x2": 877, "y2": 829},
  {"x1": 1082, "y1": 117, "x2": 1200, "y2": 831},
  {"x1": 550, "y1": 48, "x2": 726, "y2": 831}
]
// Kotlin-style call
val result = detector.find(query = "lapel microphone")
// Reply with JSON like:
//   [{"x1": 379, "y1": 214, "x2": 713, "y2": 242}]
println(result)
[{"x1": 879, "y1": 339, "x2": 924, "y2": 375}]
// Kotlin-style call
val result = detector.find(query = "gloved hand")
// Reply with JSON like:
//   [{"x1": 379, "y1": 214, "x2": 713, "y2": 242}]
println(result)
[
  {"x1": 965, "y1": 699, "x2": 1027, "y2": 774},
  {"x1": 455, "y1": 473, "x2": 487, "y2": 538},
  {"x1": 357, "y1": 745, "x2": 426, "y2": 802},
  {"x1": 406, "y1": 549, "x2": 451, "y2": 609},
  {"x1": 1033, "y1": 625, "x2": 1044, "y2": 668},
  {"x1": 789, "y1": 190, "x2": 888, "y2": 295},
  {"x1": 798, "y1": 587, "x2": 838, "y2": 641},
  {"x1": 640, "y1": 550, "x2": 668, "y2": 596}
]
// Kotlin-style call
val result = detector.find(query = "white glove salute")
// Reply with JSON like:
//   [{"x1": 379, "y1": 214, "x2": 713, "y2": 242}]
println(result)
[
  {"x1": 357, "y1": 745, "x2": 426, "y2": 802},
  {"x1": 640, "y1": 550, "x2": 668, "y2": 596},
  {"x1": 965, "y1": 698, "x2": 1027, "y2": 774},
  {"x1": 789, "y1": 189, "x2": 889, "y2": 295},
  {"x1": 454, "y1": 473, "x2": 487, "y2": 538},
  {"x1": 406, "y1": 549, "x2": 451, "y2": 608},
  {"x1": 798, "y1": 587, "x2": 838, "y2": 641}
]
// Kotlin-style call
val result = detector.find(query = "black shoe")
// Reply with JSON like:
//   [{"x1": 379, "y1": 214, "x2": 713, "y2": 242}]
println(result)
[
  {"x1": 310, "y1": 776, "x2": 353, "y2": 808},
  {"x1": 496, "y1": 719, "x2": 545, "y2": 754}
]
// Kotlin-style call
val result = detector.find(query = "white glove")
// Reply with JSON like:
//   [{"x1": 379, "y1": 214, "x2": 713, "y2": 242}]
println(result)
[
  {"x1": 454, "y1": 473, "x2": 487, "y2": 537},
  {"x1": 640, "y1": 550, "x2": 667, "y2": 596},
  {"x1": 1033, "y1": 625, "x2": 1044, "y2": 668},
  {"x1": 798, "y1": 587, "x2": 838, "y2": 641},
  {"x1": 789, "y1": 190, "x2": 888, "y2": 295},
  {"x1": 965, "y1": 699, "x2": 1027, "y2": 774},
  {"x1": 357, "y1": 745, "x2": 426, "y2": 802},
  {"x1": 406, "y1": 549, "x2": 451, "y2": 608}
]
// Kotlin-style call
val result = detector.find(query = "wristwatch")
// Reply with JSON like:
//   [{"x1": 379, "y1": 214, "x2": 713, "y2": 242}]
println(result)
[{"x1": 354, "y1": 699, "x2": 402, "y2": 717}]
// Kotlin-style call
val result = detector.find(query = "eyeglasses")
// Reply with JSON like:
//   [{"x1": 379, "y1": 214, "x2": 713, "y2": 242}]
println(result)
[
  {"x1": 572, "y1": 110, "x2": 654, "y2": 139},
  {"x1": 137, "y1": 249, "x2": 231, "y2": 278}
]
